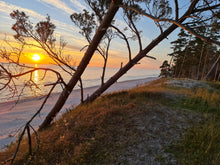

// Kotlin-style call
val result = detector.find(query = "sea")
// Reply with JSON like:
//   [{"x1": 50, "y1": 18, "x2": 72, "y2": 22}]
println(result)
[{"x1": 0, "y1": 63, "x2": 159, "y2": 103}]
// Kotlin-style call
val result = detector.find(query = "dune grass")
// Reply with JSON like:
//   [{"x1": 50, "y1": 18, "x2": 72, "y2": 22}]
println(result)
[
  {"x1": 166, "y1": 81, "x2": 220, "y2": 165},
  {"x1": 0, "y1": 78, "x2": 219, "y2": 164}
]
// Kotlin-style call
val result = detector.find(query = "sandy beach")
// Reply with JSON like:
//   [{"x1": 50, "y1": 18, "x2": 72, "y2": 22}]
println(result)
[{"x1": 0, "y1": 77, "x2": 158, "y2": 150}]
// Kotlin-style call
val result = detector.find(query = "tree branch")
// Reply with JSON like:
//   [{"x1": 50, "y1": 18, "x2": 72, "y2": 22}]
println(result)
[
  {"x1": 174, "y1": 0, "x2": 179, "y2": 20},
  {"x1": 110, "y1": 24, "x2": 132, "y2": 61},
  {"x1": 192, "y1": 3, "x2": 220, "y2": 13},
  {"x1": 119, "y1": 3, "x2": 220, "y2": 46}
]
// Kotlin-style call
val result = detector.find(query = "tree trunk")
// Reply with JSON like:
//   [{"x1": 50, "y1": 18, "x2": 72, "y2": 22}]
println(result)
[
  {"x1": 39, "y1": 0, "x2": 122, "y2": 130},
  {"x1": 202, "y1": 46, "x2": 209, "y2": 79},
  {"x1": 178, "y1": 36, "x2": 191, "y2": 78},
  {"x1": 197, "y1": 43, "x2": 205, "y2": 80},
  {"x1": 205, "y1": 54, "x2": 220, "y2": 80},
  {"x1": 214, "y1": 63, "x2": 219, "y2": 81}
]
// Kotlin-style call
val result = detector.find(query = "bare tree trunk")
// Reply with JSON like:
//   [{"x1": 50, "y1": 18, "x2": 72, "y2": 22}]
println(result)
[
  {"x1": 205, "y1": 54, "x2": 220, "y2": 80},
  {"x1": 174, "y1": 65, "x2": 179, "y2": 77},
  {"x1": 178, "y1": 36, "x2": 191, "y2": 78},
  {"x1": 197, "y1": 43, "x2": 205, "y2": 80},
  {"x1": 214, "y1": 63, "x2": 219, "y2": 81},
  {"x1": 79, "y1": 78, "x2": 84, "y2": 103},
  {"x1": 39, "y1": 0, "x2": 122, "y2": 130},
  {"x1": 101, "y1": 57, "x2": 107, "y2": 85},
  {"x1": 202, "y1": 46, "x2": 209, "y2": 79},
  {"x1": 101, "y1": 38, "x2": 111, "y2": 85}
]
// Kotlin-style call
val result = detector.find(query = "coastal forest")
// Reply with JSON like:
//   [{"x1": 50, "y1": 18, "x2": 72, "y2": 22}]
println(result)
[{"x1": 160, "y1": 24, "x2": 220, "y2": 80}]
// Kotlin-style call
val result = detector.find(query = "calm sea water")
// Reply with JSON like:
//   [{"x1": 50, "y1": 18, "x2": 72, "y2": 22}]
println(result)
[{"x1": 0, "y1": 64, "x2": 159, "y2": 103}]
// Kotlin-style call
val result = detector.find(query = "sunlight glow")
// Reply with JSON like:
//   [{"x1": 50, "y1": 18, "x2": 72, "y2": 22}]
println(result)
[{"x1": 32, "y1": 54, "x2": 41, "y2": 61}]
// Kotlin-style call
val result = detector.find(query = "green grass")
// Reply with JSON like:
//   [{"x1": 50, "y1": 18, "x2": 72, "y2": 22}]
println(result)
[
  {"x1": 0, "y1": 78, "x2": 219, "y2": 165},
  {"x1": 165, "y1": 80, "x2": 220, "y2": 165}
]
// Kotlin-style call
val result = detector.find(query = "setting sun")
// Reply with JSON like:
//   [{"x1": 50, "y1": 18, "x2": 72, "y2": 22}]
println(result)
[{"x1": 32, "y1": 54, "x2": 41, "y2": 61}]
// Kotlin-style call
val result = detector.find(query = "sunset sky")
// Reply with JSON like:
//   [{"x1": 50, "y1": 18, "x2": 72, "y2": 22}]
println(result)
[{"x1": 0, "y1": 0, "x2": 183, "y2": 69}]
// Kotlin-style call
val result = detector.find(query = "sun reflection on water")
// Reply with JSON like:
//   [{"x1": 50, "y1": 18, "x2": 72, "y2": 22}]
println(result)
[
  {"x1": 34, "y1": 64, "x2": 39, "y2": 83},
  {"x1": 32, "y1": 64, "x2": 41, "y2": 96}
]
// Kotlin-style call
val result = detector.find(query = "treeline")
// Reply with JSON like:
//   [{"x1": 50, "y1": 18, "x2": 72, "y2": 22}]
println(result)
[{"x1": 160, "y1": 23, "x2": 220, "y2": 81}]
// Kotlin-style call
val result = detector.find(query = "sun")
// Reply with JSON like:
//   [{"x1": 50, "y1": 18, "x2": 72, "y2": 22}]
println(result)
[{"x1": 32, "y1": 54, "x2": 41, "y2": 61}]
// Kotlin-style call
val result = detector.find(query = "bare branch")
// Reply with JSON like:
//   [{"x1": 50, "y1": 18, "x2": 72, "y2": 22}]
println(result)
[
  {"x1": 192, "y1": 3, "x2": 220, "y2": 13},
  {"x1": 119, "y1": 4, "x2": 220, "y2": 47},
  {"x1": 174, "y1": 0, "x2": 179, "y2": 20},
  {"x1": 145, "y1": 55, "x2": 156, "y2": 60},
  {"x1": 10, "y1": 77, "x2": 59, "y2": 164},
  {"x1": 110, "y1": 24, "x2": 132, "y2": 61}
]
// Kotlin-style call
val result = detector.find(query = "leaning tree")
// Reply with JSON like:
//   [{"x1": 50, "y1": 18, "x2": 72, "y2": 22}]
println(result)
[{"x1": 39, "y1": 0, "x2": 220, "y2": 128}]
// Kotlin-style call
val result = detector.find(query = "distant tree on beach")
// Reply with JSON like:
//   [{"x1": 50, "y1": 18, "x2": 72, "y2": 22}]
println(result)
[
  {"x1": 1, "y1": 0, "x2": 220, "y2": 163},
  {"x1": 159, "y1": 60, "x2": 172, "y2": 77}
]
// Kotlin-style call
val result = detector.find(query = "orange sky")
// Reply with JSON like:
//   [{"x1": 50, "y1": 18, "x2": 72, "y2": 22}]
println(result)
[
  {"x1": 0, "y1": 36, "x2": 161, "y2": 69},
  {"x1": 0, "y1": 0, "x2": 171, "y2": 70}
]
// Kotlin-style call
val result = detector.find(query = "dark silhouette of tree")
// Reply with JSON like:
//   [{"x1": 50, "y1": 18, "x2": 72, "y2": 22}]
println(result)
[
  {"x1": 159, "y1": 60, "x2": 171, "y2": 77},
  {"x1": 168, "y1": 29, "x2": 190, "y2": 77},
  {"x1": 84, "y1": 0, "x2": 220, "y2": 103},
  {"x1": 167, "y1": 17, "x2": 220, "y2": 80}
]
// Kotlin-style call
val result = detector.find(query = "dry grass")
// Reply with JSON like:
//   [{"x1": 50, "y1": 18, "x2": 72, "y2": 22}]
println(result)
[{"x1": 0, "y1": 78, "x2": 219, "y2": 165}]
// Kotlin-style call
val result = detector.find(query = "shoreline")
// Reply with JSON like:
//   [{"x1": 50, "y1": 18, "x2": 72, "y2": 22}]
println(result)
[
  {"x1": 0, "y1": 77, "x2": 159, "y2": 150},
  {"x1": 0, "y1": 77, "x2": 157, "y2": 105}
]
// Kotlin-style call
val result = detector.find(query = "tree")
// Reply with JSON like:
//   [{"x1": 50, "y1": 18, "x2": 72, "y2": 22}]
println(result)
[
  {"x1": 160, "y1": 60, "x2": 171, "y2": 77},
  {"x1": 39, "y1": 0, "x2": 123, "y2": 129},
  {"x1": 167, "y1": 16, "x2": 220, "y2": 80},
  {"x1": 0, "y1": 11, "x2": 72, "y2": 105},
  {"x1": 168, "y1": 29, "x2": 190, "y2": 77},
  {"x1": 41, "y1": 0, "x2": 220, "y2": 127}
]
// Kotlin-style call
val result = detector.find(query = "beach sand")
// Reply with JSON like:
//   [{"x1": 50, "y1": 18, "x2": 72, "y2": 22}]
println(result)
[{"x1": 0, "y1": 77, "x2": 158, "y2": 150}]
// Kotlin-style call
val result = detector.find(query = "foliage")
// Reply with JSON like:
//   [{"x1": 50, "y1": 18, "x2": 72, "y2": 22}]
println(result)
[
  {"x1": 10, "y1": 10, "x2": 56, "y2": 45},
  {"x1": 70, "y1": 9, "x2": 96, "y2": 41},
  {"x1": 168, "y1": 22, "x2": 220, "y2": 80},
  {"x1": 159, "y1": 60, "x2": 172, "y2": 77}
]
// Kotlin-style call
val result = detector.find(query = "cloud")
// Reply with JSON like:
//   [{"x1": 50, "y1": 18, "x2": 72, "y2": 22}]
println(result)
[
  {"x1": 0, "y1": 1, "x2": 44, "y2": 22},
  {"x1": 0, "y1": 1, "x2": 81, "y2": 44},
  {"x1": 70, "y1": 0, "x2": 86, "y2": 11},
  {"x1": 36, "y1": 0, "x2": 76, "y2": 15}
]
